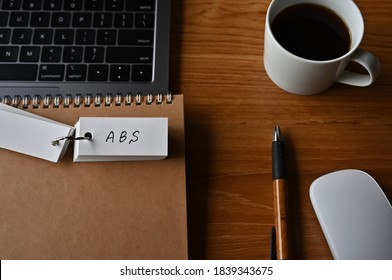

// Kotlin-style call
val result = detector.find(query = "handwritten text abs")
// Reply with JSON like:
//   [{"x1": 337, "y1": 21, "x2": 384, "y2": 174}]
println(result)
[{"x1": 105, "y1": 130, "x2": 140, "y2": 144}]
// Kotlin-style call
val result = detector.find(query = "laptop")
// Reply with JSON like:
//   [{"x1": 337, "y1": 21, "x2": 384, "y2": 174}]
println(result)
[{"x1": 0, "y1": 0, "x2": 171, "y2": 102}]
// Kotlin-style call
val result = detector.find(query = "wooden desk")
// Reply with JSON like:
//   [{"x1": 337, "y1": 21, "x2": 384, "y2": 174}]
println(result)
[{"x1": 170, "y1": 0, "x2": 392, "y2": 259}]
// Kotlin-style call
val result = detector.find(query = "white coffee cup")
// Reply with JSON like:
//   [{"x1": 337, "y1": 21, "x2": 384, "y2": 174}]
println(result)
[{"x1": 263, "y1": 0, "x2": 380, "y2": 95}]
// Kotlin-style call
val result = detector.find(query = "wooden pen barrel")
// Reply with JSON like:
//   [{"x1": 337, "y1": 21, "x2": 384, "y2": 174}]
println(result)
[{"x1": 273, "y1": 178, "x2": 289, "y2": 260}]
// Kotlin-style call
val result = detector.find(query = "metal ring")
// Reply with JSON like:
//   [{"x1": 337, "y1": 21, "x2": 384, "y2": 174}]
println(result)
[
  {"x1": 51, "y1": 132, "x2": 92, "y2": 146},
  {"x1": 51, "y1": 136, "x2": 73, "y2": 146}
]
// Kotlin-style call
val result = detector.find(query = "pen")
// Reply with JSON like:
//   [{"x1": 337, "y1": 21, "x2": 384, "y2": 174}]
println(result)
[{"x1": 272, "y1": 126, "x2": 289, "y2": 259}]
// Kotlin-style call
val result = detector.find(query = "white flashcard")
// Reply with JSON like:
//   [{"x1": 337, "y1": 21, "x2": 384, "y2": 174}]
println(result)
[
  {"x1": 73, "y1": 117, "x2": 168, "y2": 162},
  {"x1": 0, "y1": 103, "x2": 74, "y2": 163}
]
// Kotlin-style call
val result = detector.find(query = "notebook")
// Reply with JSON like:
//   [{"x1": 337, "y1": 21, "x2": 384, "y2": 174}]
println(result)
[
  {"x1": 0, "y1": 93, "x2": 188, "y2": 260},
  {"x1": 0, "y1": 0, "x2": 171, "y2": 98}
]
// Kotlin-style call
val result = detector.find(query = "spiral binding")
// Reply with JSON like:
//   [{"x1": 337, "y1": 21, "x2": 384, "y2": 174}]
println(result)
[{"x1": 0, "y1": 93, "x2": 173, "y2": 109}]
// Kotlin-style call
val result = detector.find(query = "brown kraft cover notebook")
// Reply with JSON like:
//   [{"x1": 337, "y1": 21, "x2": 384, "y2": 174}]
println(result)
[{"x1": 0, "y1": 93, "x2": 187, "y2": 259}]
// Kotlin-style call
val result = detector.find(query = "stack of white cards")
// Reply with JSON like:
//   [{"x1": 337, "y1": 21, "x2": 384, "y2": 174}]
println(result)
[
  {"x1": 0, "y1": 103, "x2": 168, "y2": 163},
  {"x1": 0, "y1": 103, "x2": 74, "y2": 163}
]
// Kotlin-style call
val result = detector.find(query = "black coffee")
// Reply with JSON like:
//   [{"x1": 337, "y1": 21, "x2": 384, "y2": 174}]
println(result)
[{"x1": 271, "y1": 3, "x2": 351, "y2": 61}]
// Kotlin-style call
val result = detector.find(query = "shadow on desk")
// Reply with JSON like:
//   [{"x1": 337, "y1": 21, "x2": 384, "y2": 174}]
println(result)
[
  {"x1": 184, "y1": 107, "x2": 213, "y2": 259},
  {"x1": 169, "y1": 0, "x2": 208, "y2": 259},
  {"x1": 285, "y1": 133, "x2": 305, "y2": 260}
]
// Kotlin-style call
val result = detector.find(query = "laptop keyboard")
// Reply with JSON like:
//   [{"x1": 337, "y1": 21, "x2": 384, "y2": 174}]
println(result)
[{"x1": 0, "y1": 0, "x2": 155, "y2": 83}]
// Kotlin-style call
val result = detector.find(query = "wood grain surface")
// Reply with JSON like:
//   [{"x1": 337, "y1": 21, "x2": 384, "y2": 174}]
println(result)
[{"x1": 169, "y1": 0, "x2": 392, "y2": 259}]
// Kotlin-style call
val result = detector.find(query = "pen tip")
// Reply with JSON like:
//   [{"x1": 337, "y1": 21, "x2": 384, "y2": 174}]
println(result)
[{"x1": 273, "y1": 126, "x2": 281, "y2": 141}]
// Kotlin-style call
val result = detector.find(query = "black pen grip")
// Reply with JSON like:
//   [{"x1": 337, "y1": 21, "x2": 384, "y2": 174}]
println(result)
[{"x1": 272, "y1": 141, "x2": 287, "y2": 180}]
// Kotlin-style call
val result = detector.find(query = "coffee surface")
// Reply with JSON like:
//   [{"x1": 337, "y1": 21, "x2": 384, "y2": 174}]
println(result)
[{"x1": 271, "y1": 4, "x2": 351, "y2": 61}]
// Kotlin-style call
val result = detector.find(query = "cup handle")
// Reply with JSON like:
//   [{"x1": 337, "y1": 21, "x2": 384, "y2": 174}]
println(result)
[{"x1": 337, "y1": 48, "x2": 380, "y2": 87}]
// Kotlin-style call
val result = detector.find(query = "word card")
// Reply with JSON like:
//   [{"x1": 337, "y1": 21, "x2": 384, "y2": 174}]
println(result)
[
  {"x1": 73, "y1": 117, "x2": 168, "y2": 162},
  {"x1": 0, "y1": 103, "x2": 74, "y2": 163}
]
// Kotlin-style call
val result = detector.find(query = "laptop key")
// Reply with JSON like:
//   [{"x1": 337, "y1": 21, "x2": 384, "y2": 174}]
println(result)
[
  {"x1": 110, "y1": 65, "x2": 130, "y2": 82},
  {"x1": 20, "y1": 46, "x2": 40, "y2": 62},
  {"x1": 94, "y1": 13, "x2": 113, "y2": 28},
  {"x1": 85, "y1": 47, "x2": 104, "y2": 63},
  {"x1": 33, "y1": 29, "x2": 53, "y2": 44},
  {"x1": 63, "y1": 47, "x2": 83, "y2": 62},
  {"x1": 106, "y1": 47, "x2": 153, "y2": 63},
  {"x1": 66, "y1": 64, "x2": 87, "y2": 81},
  {"x1": 132, "y1": 65, "x2": 152, "y2": 82},
  {"x1": 0, "y1": 64, "x2": 37, "y2": 80},
  {"x1": 0, "y1": 12, "x2": 9, "y2": 26},
  {"x1": 0, "y1": 46, "x2": 19, "y2": 62},
  {"x1": 118, "y1": 30, "x2": 153, "y2": 45},
  {"x1": 114, "y1": 13, "x2": 133, "y2": 28},
  {"x1": 0, "y1": 29, "x2": 11, "y2": 44},
  {"x1": 72, "y1": 13, "x2": 92, "y2": 27},
  {"x1": 54, "y1": 29, "x2": 74, "y2": 44},
  {"x1": 64, "y1": 0, "x2": 83, "y2": 11},
  {"x1": 106, "y1": 0, "x2": 124, "y2": 11},
  {"x1": 9, "y1": 12, "x2": 30, "y2": 27},
  {"x1": 43, "y1": 0, "x2": 62, "y2": 11},
  {"x1": 30, "y1": 12, "x2": 51, "y2": 27},
  {"x1": 41, "y1": 46, "x2": 62, "y2": 62},
  {"x1": 76, "y1": 29, "x2": 96, "y2": 45},
  {"x1": 88, "y1": 64, "x2": 108, "y2": 81},
  {"x1": 85, "y1": 0, "x2": 104, "y2": 11},
  {"x1": 126, "y1": 0, "x2": 155, "y2": 12},
  {"x1": 135, "y1": 13, "x2": 155, "y2": 28},
  {"x1": 52, "y1": 12, "x2": 72, "y2": 27},
  {"x1": 2, "y1": 0, "x2": 22, "y2": 10},
  {"x1": 39, "y1": 64, "x2": 65, "y2": 81},
  {"x1": 97, "y1": 30, "x2": 116, "y2": 45},
  {"x1": 23, "y1": 0, "x2": 42, "y2": 10},
  {"x1": 12, "y1": 29, "x2": 32, "y2": 44}
]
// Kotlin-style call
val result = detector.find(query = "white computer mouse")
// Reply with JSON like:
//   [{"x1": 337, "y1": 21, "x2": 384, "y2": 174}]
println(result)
[{"x1": 310, "y1": 169, "x2": 392, "y2": 260}]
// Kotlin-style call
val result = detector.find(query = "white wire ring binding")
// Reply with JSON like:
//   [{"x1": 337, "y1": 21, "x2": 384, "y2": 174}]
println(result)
[{"x1": 51, "y1": 132, "x2": 93, "y2": 146}]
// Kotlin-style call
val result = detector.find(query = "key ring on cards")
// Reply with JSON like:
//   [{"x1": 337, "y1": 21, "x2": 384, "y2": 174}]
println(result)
[{"x1": 51, "y1": 132, "x2": 93, "y2": 146}]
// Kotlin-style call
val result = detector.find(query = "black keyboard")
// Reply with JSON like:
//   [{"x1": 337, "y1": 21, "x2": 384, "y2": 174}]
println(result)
[{"x1": 0, "y1": 0, "x2": 155, "y2": 83}]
